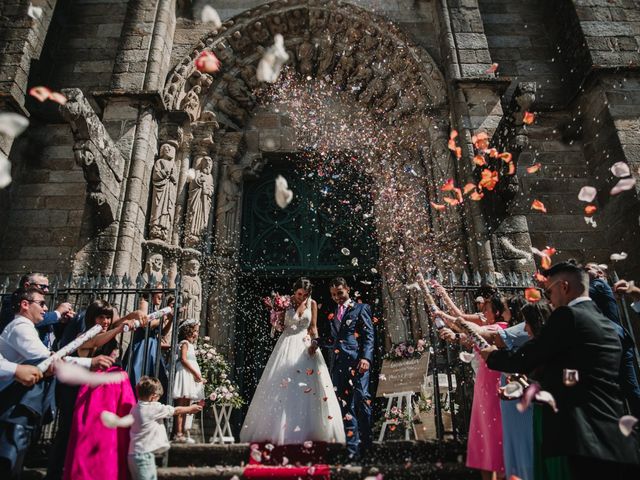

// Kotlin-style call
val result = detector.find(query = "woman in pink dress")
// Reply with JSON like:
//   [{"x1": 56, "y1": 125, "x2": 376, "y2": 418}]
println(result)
[{"x1": 434, "y1": 289, "x2": 507, "y2": 480}]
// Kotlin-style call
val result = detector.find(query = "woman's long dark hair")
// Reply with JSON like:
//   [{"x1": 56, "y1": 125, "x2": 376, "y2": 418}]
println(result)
[
  {"x1": 522, "y1": 301, "x2": 551, "y2": 338},
  {"x1": 292, "y1": 277, "x2": 313, "y2": 296},
  {"x1": 485, "y1": 293, "x2": 506, "y2": 322},
  {"x1": 84, "y1": 299, "x2": 113, "y2": 330}
]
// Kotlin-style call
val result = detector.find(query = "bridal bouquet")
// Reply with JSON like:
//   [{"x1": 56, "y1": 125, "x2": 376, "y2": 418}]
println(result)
[{"x1": 263, "y1": 292, "x2": 291, "y2": 336}]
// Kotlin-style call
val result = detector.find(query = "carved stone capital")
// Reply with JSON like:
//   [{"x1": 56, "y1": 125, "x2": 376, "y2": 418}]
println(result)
[{"x1": 60, "y1": 88, "x2": 125, "y2": 226}]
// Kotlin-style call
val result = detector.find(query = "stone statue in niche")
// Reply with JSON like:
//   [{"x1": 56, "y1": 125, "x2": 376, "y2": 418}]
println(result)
[
  {"x1": 238, "y1": 62, "x2": 260, "y2": 90},
  {"x1": 181, "y1": 85, "x2": 202, "y2": 122},
  {"x1": 149, "y1": 143, "x2": 178, "y2": 241},
  {"x1": 181, "y1": 258, "x2": 202, "y2": 322},
  {"x1": 285, "y1": 8, "x2": 306, "y2": 34},
  {"x1": 266, "y1": 13, "x2": 288, "y2": 35},
  {"x1": 310, "y1": 8, "x2": 329, "y2": 30},
  {"x1": 334, "y1": 47, "x2": 356, "y2": 87},
  {"x1": 249, "y1": 20, "x2": 271, "y2": 45},
  {"x1": 297, "y1": 31, "x2": 316, "y2": 76},
  {"x1": 185, "y1": 156, "x2": 214, "y2": 247},
  {"x1": 212, "y1": 92, "x2": 248, "y2": 126},
  {"x1": 316, "y1": 33, "x2": 336, "y2": 76},
  {"x1": 229, "y1": 30, "x2": 252, "y2": 55},
  {"x1": 329, "y1": 12, "x2": 347, "y2": 37},
  {"x1": 223, "y1": 73, "x2": 255, "y2": 109},
  {"x1": 359, "y1": 72, "x2": 388, "y2": 105},
  {"x1": 216, "y1": 164, "x2": 244, "y2": 250},
  {"x1": 143, "y1": 253, "x2": 164, "y2": 284}
]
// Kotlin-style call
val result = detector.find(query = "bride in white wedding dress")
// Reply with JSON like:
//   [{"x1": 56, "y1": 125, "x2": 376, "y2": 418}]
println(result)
[{"x1": 240, "y1": 278, "x2": 346, "y2": 445}]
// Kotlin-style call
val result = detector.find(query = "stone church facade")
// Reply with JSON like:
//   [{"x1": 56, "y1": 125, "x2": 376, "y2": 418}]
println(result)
[{"x1": 1, "y1": 0, "x2": 639, "y2": 348}]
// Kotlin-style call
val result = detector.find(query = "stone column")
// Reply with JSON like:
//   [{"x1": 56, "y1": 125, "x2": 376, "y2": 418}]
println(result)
[{"x1": 207, "y1": 133, "x2": 245, "y2": 356}]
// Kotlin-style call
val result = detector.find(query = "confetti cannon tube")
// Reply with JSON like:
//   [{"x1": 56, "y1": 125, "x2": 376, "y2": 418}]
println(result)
[{"x1": 37, "y1": 324, "x2": 103, "y2": 372}]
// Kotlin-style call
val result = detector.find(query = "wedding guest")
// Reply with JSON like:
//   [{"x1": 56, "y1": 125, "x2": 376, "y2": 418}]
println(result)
[
  {"x1": 129, "y1": 377, "x2": 202, "y2": 480},
  {"x1": 483, "y1": 261, "x2": 640, "y2": 478},
  {"x1": 585, "y1": 263, "x2": 640, "y2": 417},
  {"x1": 438, "y1": 292, "x2": 507, "y2": 480},
  {"x1": 431, "y1": 280, "x2": 489, "y2": 325},
  {"x1": 614, "y1": 279, "x2": 640, "y2": 312},
  {"x1": 0, "y1": 353, "x2": 42, "y2": 386},
  {"x1": 0, "y1": 273, "x2": 74, "y2": 348},
  {"x1": 46, "y1": 300, "x2": 144, "y2": 480},
  {"x1": 172, "y1": 320, "x2": 204, "y2": 443}
]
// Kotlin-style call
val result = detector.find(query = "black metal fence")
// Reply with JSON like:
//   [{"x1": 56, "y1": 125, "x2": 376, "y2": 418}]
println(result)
[
  {"x1": 0, "y1": 273, "x2": 182, "y2": 445},
  {"x1": 1, "y1": 269, "x2": 638, "y2": 448}
]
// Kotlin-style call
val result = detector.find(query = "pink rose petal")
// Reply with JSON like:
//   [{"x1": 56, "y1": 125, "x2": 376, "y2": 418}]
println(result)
[
  {"x1": 619, "y1": 415, "x2": 638, "y2": 436},
  {"x1": 610, "y1": 177, "x2": 636, "y2": 195},
  {"x1": 578, "y1": 186, "x2": 597, "y2": 202},
  {"x1": 459, "y1": 352, "x2": 475, "y2": 363},
  {"x1": 611, "y1": 161, "x2": 631, "y2": 178}
]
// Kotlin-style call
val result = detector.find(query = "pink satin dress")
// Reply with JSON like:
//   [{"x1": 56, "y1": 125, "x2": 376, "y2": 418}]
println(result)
[
  {"x1": 466, "y1": 322, "x2": 507, "y2": 473},
  {"x1": 63, "y1": 367, "x2": 136, "y2": 480}
]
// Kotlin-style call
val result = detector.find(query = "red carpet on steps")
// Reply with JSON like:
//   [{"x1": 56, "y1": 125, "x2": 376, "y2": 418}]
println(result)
[
  {"x1": 244, "y1": 442, "x2": 332, "y2": 479},
  {"x1": 243, "y1": 464, "x2": 330, "y2": 479}
]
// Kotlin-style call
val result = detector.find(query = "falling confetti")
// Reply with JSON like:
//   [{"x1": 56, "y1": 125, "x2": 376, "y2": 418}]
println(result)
[
  {"x1": 526, "y1": 163, "x2": 541, "y2": 174},
  {"x1": 578, "y1": 186, "x2": 597, "y2": 202},
  {"x1": 523, "y1": 111, "x2": 535, "y2": 125},
  {"x1": 619, "y1": 415, "x2": 638, "y2": 437},
  {"x1": 195, "y1": 51, "x2": 221, "y2": 74},
  {"x1": 611, "y1": 161, "x2": 631, "y2": 178},
  {"x1": 200, "y1": 6, "x2": 222, "y2": 28},
  {"x1": 341, "y1": 247, "x2": 351, "y2": 256},
  {"x1": 485, "y1": 63, "x2": 499, "y2": 74},
  {"x1": 610, "y1": 177, "x2": 636, "y2": 195},
  {"x1": 459, "y1": 352, "x2": 474, "y2": 363},
  {"x1": 531, "y1": 200, "x2": 547, "y2": 213},
  {"x1": 0, "y1": 113, "x2": 29, "y2": 138},
  {"x1": 274, "y1": 175, "x2": 293, "y2": 208},
  {"x1": 584, "y1": 205, "x2": 597, "y2": 216},
  {"x1": 256, "y1": 34, "x2": 289, "y2": 83},
  {"x1": 524, "y1": 288, "x2": 541, "y2": 303},
  {"x1": 0, "y1": 152, "x2": 11, "y2": 189},
  {"x1": 27, "y1": 5, "x2": 43, "y2": 20},
  {"x1": 610, "y1": 252, "x2": 628, "y2": 261}
]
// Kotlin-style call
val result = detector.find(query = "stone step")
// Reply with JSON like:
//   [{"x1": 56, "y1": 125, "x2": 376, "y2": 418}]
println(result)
[{"x1": 167, "y1": 441, "x2": 467, "y2": 467}]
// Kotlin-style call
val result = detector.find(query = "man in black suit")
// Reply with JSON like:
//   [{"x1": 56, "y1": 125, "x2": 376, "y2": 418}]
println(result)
[{"x1": 482, "y1": 261, "x2": 640, "y2": 478}]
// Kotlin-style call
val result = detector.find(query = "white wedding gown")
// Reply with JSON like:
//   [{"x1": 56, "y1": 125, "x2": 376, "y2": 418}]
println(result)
[{"x1": 240, "y1": 299, "x2": 346, "y2": 445}]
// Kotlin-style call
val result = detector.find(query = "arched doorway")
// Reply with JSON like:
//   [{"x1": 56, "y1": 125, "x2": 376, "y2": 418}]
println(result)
[{"x1": 235, "y1": 152, "x2": 383, "y2": 402}]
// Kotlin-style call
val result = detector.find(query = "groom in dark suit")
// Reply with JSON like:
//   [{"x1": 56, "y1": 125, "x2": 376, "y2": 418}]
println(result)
[
  {"x1": 316, "y1": 277, "x2": 374, "y2": 460},
  {"x1": 482, "y1": 261, "x2": 640, "y2": 478}
]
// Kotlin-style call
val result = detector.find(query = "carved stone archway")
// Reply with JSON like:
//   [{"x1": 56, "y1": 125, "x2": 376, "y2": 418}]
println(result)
[{"x1": 150, "y1": 0, "x2": 464, "y2": 354}]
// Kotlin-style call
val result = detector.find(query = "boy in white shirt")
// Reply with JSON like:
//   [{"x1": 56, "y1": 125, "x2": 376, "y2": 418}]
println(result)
[{"x1": 128, "y1": 376, "x2": 202, "y2": 480}]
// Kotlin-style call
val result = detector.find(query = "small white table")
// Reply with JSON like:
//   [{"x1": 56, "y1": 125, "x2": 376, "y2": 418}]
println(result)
[{"x1": 209, "y1": 404, "x2": 235, "y2": 444}]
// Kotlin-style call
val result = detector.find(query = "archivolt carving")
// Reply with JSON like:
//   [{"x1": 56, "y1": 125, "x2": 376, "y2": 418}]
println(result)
[{"x1": 162, "y1": 0, "x2": 447, "y2": 129}]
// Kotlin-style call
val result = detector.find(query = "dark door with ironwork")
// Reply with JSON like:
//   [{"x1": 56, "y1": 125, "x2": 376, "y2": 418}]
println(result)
[{"x1": 235, "y1": 155, "x2": 381, "y2": 405}]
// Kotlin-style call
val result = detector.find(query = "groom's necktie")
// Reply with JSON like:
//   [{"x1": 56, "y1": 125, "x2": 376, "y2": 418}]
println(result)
[{"x1": 335, "y1": 304, "x2": 346, "y2": 331}]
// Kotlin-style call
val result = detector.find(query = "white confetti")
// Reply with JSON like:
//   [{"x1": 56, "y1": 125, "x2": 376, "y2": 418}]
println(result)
[
  {"x1": 501, "y1": 381, "x2": 524, "y2": 399},
  {"x1": 351, "y1": 257, "x2": 359, "y2": 266},
  {"x1": 619, "y1": 415, "x2": 638, "y2": 437},
  {"x1": 27, "y1": 5, "x2": 43, "y2": 20},
  {"x1": 584, "y1": 216, "x2": 597, "y2": 228},
  {"x1": 610, "y1": 252, "x2": 628, "y2": 262},
  {"x1": 200, "y1": 6, "x2": 222, "y2": 28},
  {"x1": 459, "y1": 352, "x2": 475, "y2": 363},
  {"x1": 55, "y1": 361, "x2": 127, "y2": 387},
  {"x1": 0, "y1": 151, "x2": 11, "y2": 189},
  {"x1": 577, "y1": 186, "x2": 597, "y2": 202},
  {"x1": 303, "y1": 440, "x2": 313, "y2": 449},
  {"x1": 341, "y1": 247, "x2": 351, "y2": 256},
  {"x1": 0, "y1": 113, "x2": 29, "y2": 139},
  {"x1": 610, "y1": 177, "x2": 636, "y2": 195},
  {"x1": 611, "y1": 161, "x2": 630, "y2": 178},
  {"x1": 100, "y1": 411, "x2": 134, "y2": 429},
  {"x1": 256, "y1": 34, "x2": 289, "y2": 83},
  {"x1": 274, "y1": 175, "x2": 293, "y2": 208}
]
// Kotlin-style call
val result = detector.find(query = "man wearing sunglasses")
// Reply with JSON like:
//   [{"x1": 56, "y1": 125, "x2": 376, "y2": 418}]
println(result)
[
  {"x1": 481, "y1": 261, "x2": 640, "y2": 478},
  {"x1": 0, "y1": 273, "x2": 74, "y2": 348}
]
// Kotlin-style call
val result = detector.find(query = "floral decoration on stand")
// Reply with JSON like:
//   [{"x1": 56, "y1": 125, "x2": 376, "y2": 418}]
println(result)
[
  {"x1": 384, "y1": 339, "x2": 427, "y2": 361},
  {"x1": 196, "y1": 336, "x2": 243, "y2": 409},
  {"x1": 263, "y1": 292, "x2": 291, "y2": 337}
]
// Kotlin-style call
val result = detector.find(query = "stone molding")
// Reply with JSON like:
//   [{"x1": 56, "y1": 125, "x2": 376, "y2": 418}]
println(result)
[{"x1": 60, "y1": 88, "x2": 125, "y2": 226}]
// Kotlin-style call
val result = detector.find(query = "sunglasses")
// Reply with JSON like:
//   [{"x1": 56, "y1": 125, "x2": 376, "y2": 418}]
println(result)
[
  {"x1": 543, "y1": 280, "x2": 564, "y2": 299},
  {"x1": 27, "y1": 300, "x2": 48, "y2": 308},
  {"x1": 31, "y1": 283, "x2": 50, "y2": 291}
]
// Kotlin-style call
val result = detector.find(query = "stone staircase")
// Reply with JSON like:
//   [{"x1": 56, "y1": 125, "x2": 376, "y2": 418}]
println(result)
[
  {"x1": 513, "y1": 110, "x2": 608, "y2": 262},
  {"x1": 24, "y1": 441, "x2": 478, "y2": 479}
]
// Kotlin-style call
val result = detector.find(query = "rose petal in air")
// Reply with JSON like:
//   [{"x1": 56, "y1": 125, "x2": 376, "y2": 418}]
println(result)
[
  {"x1": 485, "y1": 63, "x2": 499, "y2": 74},
  {"x1": 534, "y1": 390, "x2": 558, "y2": 413},
  {"x1": 578, "y1": 186, "x2": 597, "y2": 202},
  {"x1": 29, "y1": 86, "x2": 51, "y2": 102},
  {"x1": 502, "y1": 382, "x2": 524, "y2": 399},
  {"x1": 195, "y1": 51, "x2": 221, "y2": 74},
  {"x1": 619, "y1": 415, "x2": 638, "y2": 437},
  {"x1": 27, "y1": 5, "x2": 43, "y2": 20},
  {"x1": 441, "y1": 178, "x2": 455, "y2": 191},
  {"x1": 459, "y1": 352, "x2": 475, "y2": 363},
  {"x1": 611, "y1": 161, "x2": 631, "y2": 178},
  {"x1": 610, "y1": 252, "x2": 628, "y2": 262},
  {"x1": 610, "y1": 177, "x2": 636, "y2": 196},
  {"x1": 526, "y1": 163, "x2": 541, "y2": 174},
  {"x1": 523, "y1": 112, "x2": 535, "y2": 125},
  {"x1": 341, "y1": 247, "x2": 350, "y2": 256},
  {"x1": 0, "y1": 151, "x2": 12, "y2": 189},
  {"x1": 0, "y1": 113, "x2": 29, "y2": 139},
  {"x1": 275, "y1": 175, "x2": 293, "y2": 208},
  {"x1": 430, "y1": 202, "x2": 446, "y2": 211},
  {"x1": 200, "y1": 6, "x2": 222, "y2": 28},
  {"x1": 525, "y1": 288, "x2": 541, "y2": 303},
  {"x1": 48, "y1": 91, "x2": 67, "y2": 105},
  {"x1": 584, "y1": 205, "x2": 597, "y2": 216},
  {"x1": 303, "y1": 440, "x2": 313, "y2": 449},
  {"x1": 531, "y1": 200, "x2": 547, "y2": 213}
]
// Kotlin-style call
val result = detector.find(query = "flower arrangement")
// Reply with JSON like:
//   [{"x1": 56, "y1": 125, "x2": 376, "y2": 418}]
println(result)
[
  {"x1": 263, "y1": 292, "x2": 291, "y2": 336},
  {"x1": 383, "y1": 339, "x2": 427, "y2": 361},
  {"x1": 195, "y1": 336, "x2": 243, "y2": 409}
]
